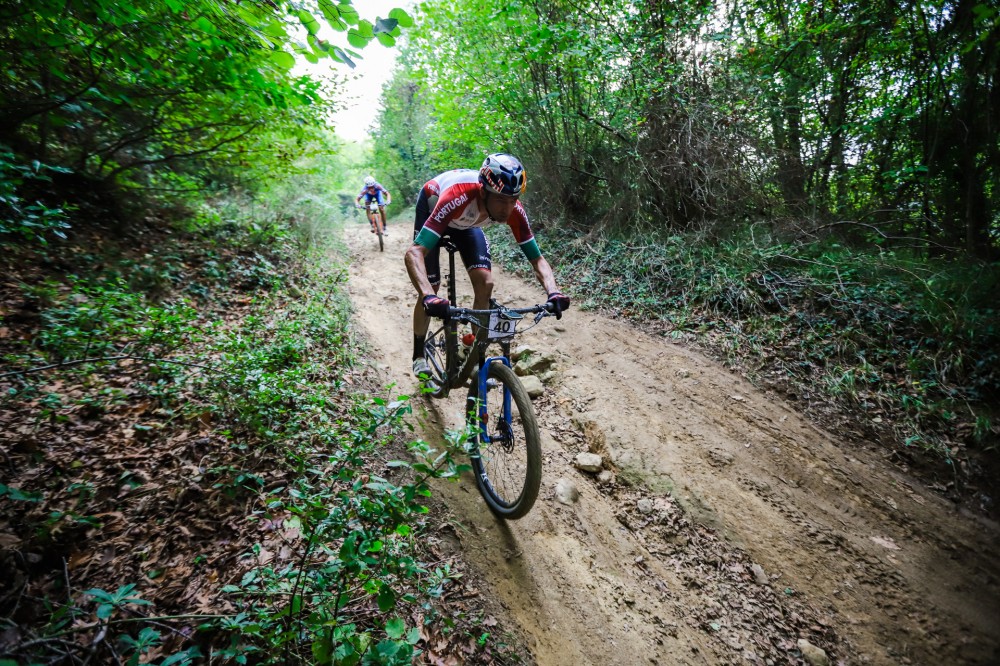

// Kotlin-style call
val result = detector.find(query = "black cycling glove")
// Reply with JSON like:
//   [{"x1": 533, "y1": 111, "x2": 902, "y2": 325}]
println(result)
[
  {"x1": 546, "y1": 291, "x2": 570, "y2": 319},
  {"x1": 422, "y1": 294, "x2": 450, "y2": 318}
]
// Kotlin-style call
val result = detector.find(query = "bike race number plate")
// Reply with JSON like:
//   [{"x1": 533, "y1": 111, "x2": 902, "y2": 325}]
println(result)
[{"x1": 488, "y1": 312, "x2": 519, "y2": 339}]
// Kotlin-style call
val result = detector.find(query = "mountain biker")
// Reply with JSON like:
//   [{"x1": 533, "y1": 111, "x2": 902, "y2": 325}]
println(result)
[
  {"x1": 356, "y1": 175, "x2": 392, "y2": 233},
  {"x1": 405, "y1": 153, "x2": 570, "y2": 377}
]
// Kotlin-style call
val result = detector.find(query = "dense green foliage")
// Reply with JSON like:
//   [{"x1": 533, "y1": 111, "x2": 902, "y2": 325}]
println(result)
[
  {"x1": 0, "y1": 0, "x2": 411, "y2": 242},
  {"x1": 367, "y1": 0, "x2": 999, "y2": 483},
  {"x1": 376, "y1": 0, "x2": 998, "y2": 258}
]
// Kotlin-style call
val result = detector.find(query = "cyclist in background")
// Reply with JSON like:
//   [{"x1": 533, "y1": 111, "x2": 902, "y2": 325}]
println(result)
[
  {"x1": 356, "y1": 176, "x2": 392, "y2": 233},
  {"x1": 405, "y1": 153, "x2": 571, "y2": 377}
]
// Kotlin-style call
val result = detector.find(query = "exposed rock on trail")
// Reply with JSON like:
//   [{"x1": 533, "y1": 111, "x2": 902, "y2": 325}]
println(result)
[{"x1": 344, "y1": 222, "x2": 1000, "y2": 665}]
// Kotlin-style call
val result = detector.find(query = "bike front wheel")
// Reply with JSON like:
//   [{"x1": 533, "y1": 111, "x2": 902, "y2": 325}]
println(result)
[{"x1": 466, "y1": 362, "x2": 541, "y2": 520}]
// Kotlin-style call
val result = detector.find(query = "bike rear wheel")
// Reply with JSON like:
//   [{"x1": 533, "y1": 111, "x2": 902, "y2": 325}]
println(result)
[
  {"x1": 466, "y1": 362, "x2": 541, "y2": 519},
  {"x1": 422, "y1": 324, "x2": 452, "y2": 398},
  {"x1": 368, "y1": 210, "x2": 384, "y2": 251}
]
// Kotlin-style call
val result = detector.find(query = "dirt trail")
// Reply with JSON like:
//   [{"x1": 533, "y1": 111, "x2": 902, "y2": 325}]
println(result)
[{"x1": 343, "y1": 221, "x2": 999, "y2": 665}]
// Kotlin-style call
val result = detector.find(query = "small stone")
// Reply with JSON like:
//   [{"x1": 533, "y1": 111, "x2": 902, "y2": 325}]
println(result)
[
  {"x1": 796, "y1": 639, "x2": 829, "y2": 666},
  {"x1": 574, "y1": 452, "x2": 604, "y2": 473},
  {"x1": 555, "y1": 478, "x2": 579, "y2": 505},
  {"x1": 637, "y1": 498, "x2": 654, "y2": 514},
  {"x1": 751, "y1": 563, "x2": 769, "y2": 585},
  {"x1": 597, "y1": 470, "x2": 615, "y2": 485},
  {"x1": 514, "y1": 351, "x2": 556, "y2": 376},
  {"x1": 520, "y1": 375, "x2": 544, "y2": 398},
  {"x1": 707, "y1": 448, "x2": 734, "y2": 467}
]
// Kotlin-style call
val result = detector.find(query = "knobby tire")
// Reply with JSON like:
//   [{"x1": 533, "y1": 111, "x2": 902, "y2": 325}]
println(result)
[
  {"x1": 466, "y1": 362, "x2": 541, "y2": 520},
  {"x1": 422, "y1": 324, "x2": 451, "y2": 398}
]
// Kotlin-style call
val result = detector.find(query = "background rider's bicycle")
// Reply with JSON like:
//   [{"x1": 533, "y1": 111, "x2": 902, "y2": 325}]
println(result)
[
  {"x1": 420, "y1": 240, "x2": 560, "y2": 519},
  {"x1": 357, "y1": 200, "x2": 386, "y2": 251}
]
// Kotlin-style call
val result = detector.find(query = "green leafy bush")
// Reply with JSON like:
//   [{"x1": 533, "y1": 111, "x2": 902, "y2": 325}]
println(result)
[
  {"x1": 0, "y1": 146, "x2": 72, "y2": 244},
  {"x1": 490, "y1": 224, "x2": 1000, "y2": 469}
]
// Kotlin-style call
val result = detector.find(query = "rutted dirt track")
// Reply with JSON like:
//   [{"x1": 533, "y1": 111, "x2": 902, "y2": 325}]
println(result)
[{"x1": 343, "y1": 221, "x2": 999, "y2": 665}]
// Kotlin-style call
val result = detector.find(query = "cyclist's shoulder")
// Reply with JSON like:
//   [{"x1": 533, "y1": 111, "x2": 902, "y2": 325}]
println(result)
[
  {"x1": 431, "y1": 169, "x2": 479, "y2": 190},
  {"x1": 506, "y1": 200, "x2": 530, "y2": 224},
  {"x1": 432, "y1": 171, "x2": 479, "y2": 202}
]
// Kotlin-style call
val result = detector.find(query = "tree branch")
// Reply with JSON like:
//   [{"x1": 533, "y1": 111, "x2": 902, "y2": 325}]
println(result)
[
  {"x1": 104, "y1": 122, "x2": 263, "y2": 179},
  {"x1": 576, "y1": 109, "x2": 633, "y2": 146}
]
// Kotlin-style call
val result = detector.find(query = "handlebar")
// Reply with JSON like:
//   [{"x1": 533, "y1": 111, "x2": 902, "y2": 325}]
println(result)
[
  {"x1": 447, "y1": 303, "x2": 552, "y2": 318},
  {"x1": 435, "y1": 303, "x2": 557, "y2": 329}
]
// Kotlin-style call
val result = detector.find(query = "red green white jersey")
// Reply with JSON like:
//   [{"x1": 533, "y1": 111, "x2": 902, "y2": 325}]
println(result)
[{"x1": 414, "y1": 169, "x2": 541, "y2": 261}]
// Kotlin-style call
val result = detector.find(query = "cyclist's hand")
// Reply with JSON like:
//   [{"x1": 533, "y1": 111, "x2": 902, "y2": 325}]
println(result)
[
  {"x1": 422, "y1": 294, "x2": 450, "y2": 318},
  {"x1": 546, "y1": 291, "x2": 570, "y2": 319}
]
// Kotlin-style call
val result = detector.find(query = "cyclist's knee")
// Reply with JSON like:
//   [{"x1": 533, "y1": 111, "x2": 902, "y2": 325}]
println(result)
[
  {"x1": 469, "y1": 267, "x2": 492, "y2": 283},
  {"x1": 469, "y1": 268, "x2": 494, "y2": 295}
]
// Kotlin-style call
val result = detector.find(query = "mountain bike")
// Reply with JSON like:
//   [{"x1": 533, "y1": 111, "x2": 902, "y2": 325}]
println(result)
[
  {"x1": 421, "y1": 240, "x2": 559, "y2": 519},
  {"x1": 357, "y1": 200, "x2": 385, "y2": 251}
]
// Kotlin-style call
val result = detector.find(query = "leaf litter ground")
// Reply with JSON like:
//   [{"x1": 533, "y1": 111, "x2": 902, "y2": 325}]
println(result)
[{"x1": 0, "y1": 219, "x2": 527, "y2": 664}]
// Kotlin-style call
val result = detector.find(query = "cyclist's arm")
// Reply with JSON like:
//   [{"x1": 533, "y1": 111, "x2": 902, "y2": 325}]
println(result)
[
  {"x1": 529, "y1": 255, "x2": 559, "y2": 296},
  {"x1": 506, "y1": 205, "x2": 544, "y2": 263},
  {"x1": 405, "y1": 244, "x2": 436, "y2": 298},
  {"x1": 407, "y1": 191, "x2": 452, "y2": 298}
]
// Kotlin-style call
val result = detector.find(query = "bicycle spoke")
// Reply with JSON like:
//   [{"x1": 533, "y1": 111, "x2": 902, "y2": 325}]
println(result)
[{"x1": 479, "y1": 387, "x2": 529, "y2": 503}]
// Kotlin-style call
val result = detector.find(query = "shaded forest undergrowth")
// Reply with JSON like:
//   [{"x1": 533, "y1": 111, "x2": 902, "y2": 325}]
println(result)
[
  {"x1": 490, "y1": 223, "x2": 1000, "y2": 520},
  {"x1": 0, "y1": 201, "x2": 527, "y2": 665},
  {"x1": 2, "y1": 186, "x2": 997, "y2": 664}
]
